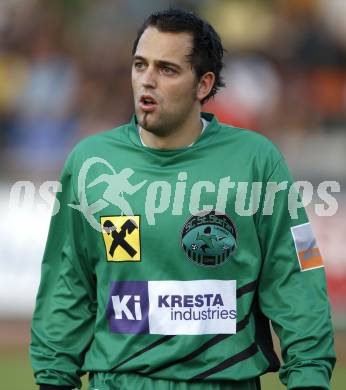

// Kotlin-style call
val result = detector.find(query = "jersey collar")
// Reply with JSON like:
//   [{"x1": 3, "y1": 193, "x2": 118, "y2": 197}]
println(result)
[{"x1": 127, "y1": 112, "x2": 220, "y2": 153}]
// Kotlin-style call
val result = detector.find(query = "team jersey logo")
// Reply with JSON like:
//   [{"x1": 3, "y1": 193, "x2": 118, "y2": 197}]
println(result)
[
  {"x1": 101, "y1": 216, "x2": 141, "y2": 262},
  {"x1": 181, "y1": 210, "x2": 237, "y2": 267},
  {"x1": 291, "y1": 222, "x2": 323, "y2": 271},
  {"x1": 107, "y1": 280, "x2": 237, "y2": 335}
]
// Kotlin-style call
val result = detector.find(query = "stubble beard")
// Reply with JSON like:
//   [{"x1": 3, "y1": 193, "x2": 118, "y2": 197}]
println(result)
[
  {"x1": 140, "y1": 95, "x2": 198, "y2": 137},
  {"x1": 141, "y1": 112, "x2": 150, "y2": 131},
  {"x1": 139, "y1": 111, "x2": 172, "y2": 137}
]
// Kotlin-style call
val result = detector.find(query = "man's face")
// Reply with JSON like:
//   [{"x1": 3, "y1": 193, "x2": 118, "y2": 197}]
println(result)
[{"x1": 132, "y1": 27, "x2": 200, "y2": 136}]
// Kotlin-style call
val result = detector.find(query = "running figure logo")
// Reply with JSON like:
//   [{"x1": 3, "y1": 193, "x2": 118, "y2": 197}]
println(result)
[
  {"x1": 69, "y1": 157, "x2": 146, "y2": 232},
  {"x1": 88, "y1": 168, "x2": 146, "y2": 216}
]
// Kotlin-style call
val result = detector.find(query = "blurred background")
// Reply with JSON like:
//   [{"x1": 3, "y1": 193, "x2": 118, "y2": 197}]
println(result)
[{"x1": 0, "y1": 0, "x2": 345, "y2": 388}]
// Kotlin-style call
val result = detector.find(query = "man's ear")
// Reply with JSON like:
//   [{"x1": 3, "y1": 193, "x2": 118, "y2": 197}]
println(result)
[{"x1": 196, "y1": 72, "x2": 215, "y2": 102}]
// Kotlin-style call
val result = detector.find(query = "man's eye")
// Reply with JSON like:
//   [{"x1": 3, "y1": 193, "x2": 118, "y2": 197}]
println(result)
[
  {"x1": 161, "y1": 66, "x2": 175, "y2": 75},
  {"x1": 134, "y1": 62, "x2": 145, "y2": 70}
]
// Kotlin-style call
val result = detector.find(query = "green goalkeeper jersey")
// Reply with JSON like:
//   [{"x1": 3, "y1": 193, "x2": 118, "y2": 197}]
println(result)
[{"x1": 30, "y1": 113, "x2": 335, "y2": 389}]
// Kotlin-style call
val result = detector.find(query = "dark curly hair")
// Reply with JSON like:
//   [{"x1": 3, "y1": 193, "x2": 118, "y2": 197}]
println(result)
[{"x1": 132, "y1": 8, "x2": 225, "y2": 104}]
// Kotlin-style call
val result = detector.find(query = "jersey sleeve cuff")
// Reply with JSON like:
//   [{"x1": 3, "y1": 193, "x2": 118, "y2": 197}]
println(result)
[{"x1": 286, "y1": 365, "x2": 331, "y2": 390}]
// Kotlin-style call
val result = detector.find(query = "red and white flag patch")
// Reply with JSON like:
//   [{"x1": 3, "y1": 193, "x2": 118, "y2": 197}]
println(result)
[{"x1": 291, "y1": 223, "x2": 324, "y2": 271}]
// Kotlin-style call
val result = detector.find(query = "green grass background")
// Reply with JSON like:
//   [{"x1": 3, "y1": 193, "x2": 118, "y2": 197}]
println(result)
[{"x1": 0, "y1": 350, "x2": 344, "y2": 390}]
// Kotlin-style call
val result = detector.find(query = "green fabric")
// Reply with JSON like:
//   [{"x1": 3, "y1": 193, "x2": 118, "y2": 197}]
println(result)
[
  {"x1": 255, "y1": 161, "x2": 335, "y2": 389},
  {"x1": 285, "y1": 361, "x2": 334, "y2": 390},
  {"x1": 89, "y1": 372, "x2": 259, "y2": 390},
  {"x1": 30, "y1": 113, "x2": 335, "y2": 389}
]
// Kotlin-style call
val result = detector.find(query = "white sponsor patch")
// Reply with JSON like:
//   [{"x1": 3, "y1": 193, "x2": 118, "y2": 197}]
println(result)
[
  {"x1": 108, "y1": 280, "x2": 237, "y2": 335},
  {"x1": 148, "y1": 280, "x2": 237, "y2": 335}
]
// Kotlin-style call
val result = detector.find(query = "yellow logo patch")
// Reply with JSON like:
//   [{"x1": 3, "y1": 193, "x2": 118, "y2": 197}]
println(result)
[{"x1": 101, "y1": 216, "x2": 141, "y2": 262}]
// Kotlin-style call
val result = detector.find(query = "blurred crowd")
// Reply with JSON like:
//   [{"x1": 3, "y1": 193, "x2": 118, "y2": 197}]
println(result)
[{"x1": 0, "y1": 0, "x2": 345, "y2": 177}]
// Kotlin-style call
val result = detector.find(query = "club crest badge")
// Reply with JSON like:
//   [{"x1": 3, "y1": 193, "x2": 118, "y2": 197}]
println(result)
[
  {"x1": 101, "y1": 216, "x2": 141, "y2": 262},
  {"x1": 181, "y1": 210, "x2": 237, "y2": 267}
]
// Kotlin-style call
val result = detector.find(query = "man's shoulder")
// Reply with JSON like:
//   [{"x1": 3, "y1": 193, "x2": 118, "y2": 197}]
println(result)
[
  {"x1": 63, "y1": 122, "x2": 132, "y2": 171},
  {"x1": 72, "y1": 122, "x2": 131, "y2": 155},
  {"x1": 76, "y1": 122, "x2": 130, "y2": 152},
  {"x1": 217, "y1": 121, "x2": 281, "y2": 157}
]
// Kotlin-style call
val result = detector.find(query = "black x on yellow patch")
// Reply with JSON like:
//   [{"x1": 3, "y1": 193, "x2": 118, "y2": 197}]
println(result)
[{"x1": 101, "y1": 216, "x2": 141, "y2": 262}]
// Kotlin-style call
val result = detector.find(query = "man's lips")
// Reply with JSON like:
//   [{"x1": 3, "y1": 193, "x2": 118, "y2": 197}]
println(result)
[{"x1": 139, "y1": 94, "x2": 158, "y2": 112}]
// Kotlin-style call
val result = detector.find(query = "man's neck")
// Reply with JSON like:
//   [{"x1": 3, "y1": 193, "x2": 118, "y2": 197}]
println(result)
[{"x1": 139, "y1": 112, "x2": 204, "y2": 150}]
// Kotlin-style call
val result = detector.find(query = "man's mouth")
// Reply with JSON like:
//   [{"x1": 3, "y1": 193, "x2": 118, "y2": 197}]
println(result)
[{"x1": 139, "y1": 95, "x2": 158, "y2": 112}]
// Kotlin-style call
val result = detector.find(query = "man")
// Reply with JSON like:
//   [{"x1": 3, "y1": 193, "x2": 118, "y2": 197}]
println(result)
[{"x1": 30, "y1": 8, "x2": 335, "y2": 390}]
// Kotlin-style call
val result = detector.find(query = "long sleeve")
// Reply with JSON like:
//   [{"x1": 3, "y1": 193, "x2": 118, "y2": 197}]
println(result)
[
  {"x1": 256, "y1": 159, "x2": 336, "y2": 390},
  {"x1": 30, "y1": 157, "x2": 97, "y2": 389}
]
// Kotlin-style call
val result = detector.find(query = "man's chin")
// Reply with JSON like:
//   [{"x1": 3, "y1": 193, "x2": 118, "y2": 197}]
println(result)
[
  {"x1": 141, "y1": 122, "x2": 168, "y2": 137},
  {"x1": 138, "y1": 114, "x2": 159, "y2": 134},
  {"x1": 137, "y1": 111, "x2": 172, "y2": 136},
  {"x1": 137, "y1": 111, "x2": 152, "y2": 127}
]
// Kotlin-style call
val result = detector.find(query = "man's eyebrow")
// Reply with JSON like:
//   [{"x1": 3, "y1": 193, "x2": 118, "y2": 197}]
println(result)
[
  {"x1": 157, "y1": 60, "x2": 182, "y2": 70},
  {"x1": 133, "y1": 55, "x2": 146, "y2": 62},
  {"x1": 133, "y1": 55, "x2": 182, "y2": 70}
]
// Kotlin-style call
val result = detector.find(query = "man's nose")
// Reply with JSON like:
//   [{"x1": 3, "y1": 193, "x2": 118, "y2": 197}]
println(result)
[{"x1": 142, "y1": 67, "x2": 157, "y2": 88}]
